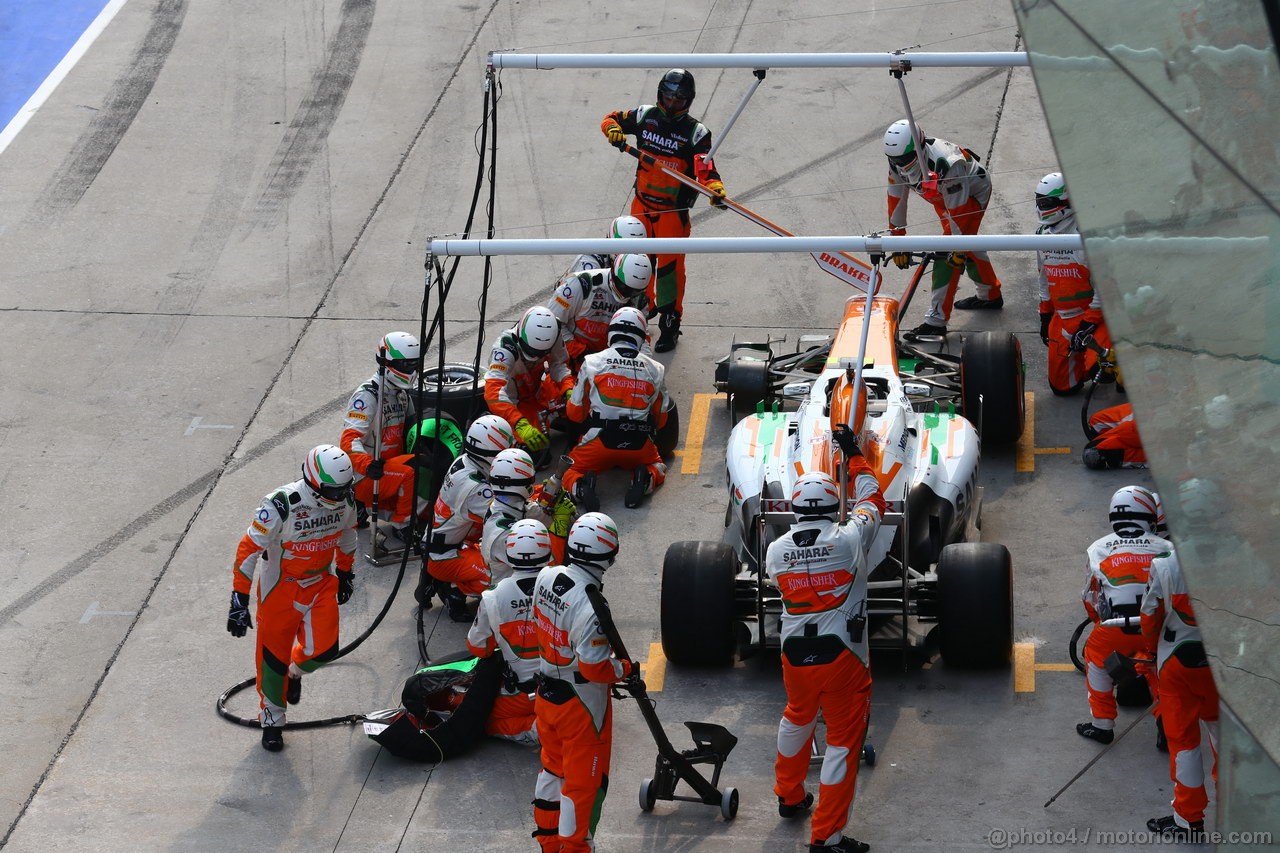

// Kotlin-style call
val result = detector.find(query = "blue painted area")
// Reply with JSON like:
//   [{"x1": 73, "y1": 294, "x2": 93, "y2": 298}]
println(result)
[{"x1": 0, "y1": 0, "x2": 112, "y2": 131}]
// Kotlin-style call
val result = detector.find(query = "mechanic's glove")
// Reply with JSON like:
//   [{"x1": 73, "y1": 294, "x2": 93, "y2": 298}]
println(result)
[
  {"x1": 620, "y1": 659, "x2": 646, "y2": 691},
  {"x1": 706, "y1": 179, "x2": 726, "y2": 208},
  {"x1": 1039, "y1": 312, "x2": 1053, "y2": 346},
  {"x1": 514, "y1": 418, "x2": 549, "y2": 452},
  {"x1": 889, "y1": 252, "x2": 912, "y2": 270},
  {"x1": 1132, "y1": 656, "x2": 1156, "y2": 679},
  {"x1": 946, "y1": 251, "x2": 968, "y2": 269},
  {"x1": 549, "y1": 491, "x2": 576, "y2": 538},
  {"x1": 1070, "y1": 321, "x2": 1099, "y2": 353},
  {"x1": 336, "y1": 570, "x2": 355, "y2": 605},
  {"x1": 227, "y1": 591, "x2": 253, "y2": 637},
  {"x1": 365, "y1": 458, "x2": 385, "y2": 481},
  {"x1": 562, "y1": 385, "x2": 574, "y2": 403},
  {"x1": 604, "y1": 122, "x2": 626, "y2": 148},
  {"x1": 831, "y1": 423, "x2": 862, "y2": 458}
]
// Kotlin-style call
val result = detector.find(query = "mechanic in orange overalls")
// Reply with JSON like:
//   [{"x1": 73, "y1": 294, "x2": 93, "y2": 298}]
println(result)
[
  {"x1": 466, "y1": 518, "x2": 554, "y2": 746},
  {"x1": 1141, "y1": 549, "x2": 1219, "y2": 841},
  {"x1": 484, "y1": 306, "x2": 575, "y2": 455},
  {"x1": 562, "y1": 307, "x2": 670, "y2": 511},
  {"x1": 340, "y1": 331, "x2": 423, "y2": 549},
  {"x1": 228, "y1": 445, "x2": 358, "y2": 752},
  {"x1": 767, "y1": 427, "x2": 886, "y2": 853},
  {"x1": 1034, "y1": 173, "x2": 1112, "y2": 395},
  {"x1": 883, "y1": 120, "x2": 1004, "y2": 339},
  {"x1": 531, "y1": 512, "x2": 637, "y2": 853},
  {"x1": 601, "y1": 68, "x2": 725, "y2": 352},
  {"x1": 548, "y1": 253, "x2": 653, "y2": 375},
  {"x1": 1077, "y1": 486, "x2": 1170, "y2": 745},
  {"x1": 1084, "y1": 403, "x2": 1148, "y2": 469}
]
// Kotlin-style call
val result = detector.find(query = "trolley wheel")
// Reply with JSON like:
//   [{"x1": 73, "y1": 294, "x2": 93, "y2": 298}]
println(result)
[
  {"x1": 720, "y1": 786, "x2": 739, "y2": 820},
  {"x1": 862, "y1": 743, "x2": 876, "y2": 767},
  {"x1": 639, "y1": 778, "x2": 657, "y2": 812}
]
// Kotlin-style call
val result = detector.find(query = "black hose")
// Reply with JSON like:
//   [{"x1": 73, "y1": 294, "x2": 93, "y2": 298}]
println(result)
[{"x1": 1069, "y1": 617, "x2": 1090, "y2": 673}]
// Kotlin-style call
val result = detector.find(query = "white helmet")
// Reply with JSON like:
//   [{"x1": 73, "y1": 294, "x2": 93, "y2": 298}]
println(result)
[
  {"x1": 1035, "y1": 172, "x2": 1071, "y2": 226},
  {"x1": 1109, "y1": 485, "x2": 1159, "y2": 536},
  {"x1": 1151, "y1": 491, "x2": 1169, "y2": 537},
  {"x1": 506, "y1": 518, "x2": 553, "y2": 571},
  {"x1": 516, "y1": 306, "x2": 560, "y2": 360},
  {"x1": 302, "y1": 445, "x2": 354, "y2": 508},
  {"x1": 609, "y1": 215, "x2": 648, "y2": 240},
  {"x1": 608, "y1": 306, "x2": 648, "y2": 353},
  {"x1": 883, "y1": 119, "x2": 923, "y2": 179},
  {"x1": 791, "y1": 472, "x2": 840, "y2": 519},
  {"x1": 489, "y1": 447, "x2": 536, "y2": 500},
  {"x1": 610, "y1": 254, "x2": 653, "y2": 301},
  {"x1": 378, "y1": 331, "x2": 422, "y2": 390},
  {"x1": 566, "y1": 511, "x2": 620, "y2": 568},
  {"x1": 464, "y1": 414, "x2": 516, "y2": 467}
]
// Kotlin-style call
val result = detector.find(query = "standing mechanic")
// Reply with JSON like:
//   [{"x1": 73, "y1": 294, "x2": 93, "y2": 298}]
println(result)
[
  {"x1": 466, "y1": 518, "x2": 555, "y2": 746},
  {"x1": 601, "y1": 68, "x2": 726, "y2": 352},
  {"x1": 549, "y1": 253, "x2": 654, "y2": 375},
  {"x1": 767, "y1": 426, "x2": 886, "y2": 853},
  {"x1": 883, "y1": 120, "x2": 1004, "y2": 340},
  {"x1": 562, "y1": 306, "x2": 671, "y2": 511},
  {"x1": 419, "y1": 414, "x2": 515, "y2": 621},
  {"x1": 341, "y1": 331, "x2": 424, "y2": 552},
  {"x1": 228, "y1": 445, "x2": 358, "y2": 752},
  {"x1": 531, "y1": 512, "x2": 637, "y2": 853},
  {"x1": 484, "y1": 306, "x2": 575, "y2": 455},
  {"x1": 1141, "y1": 548, "x2": 1219, "y2": 841},
  {"x1": 1033, "y1": 173, "x2": 1111, "y2": 395},
  {"x1": 562, "y1": 214, "x2": 650, "y2": 277},
  {"x1": 1077, "y1": 486, "x2": 1171, "y2": 746}
]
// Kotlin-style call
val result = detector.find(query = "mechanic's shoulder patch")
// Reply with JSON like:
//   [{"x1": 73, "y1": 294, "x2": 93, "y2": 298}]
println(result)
[
  {"x1": 551, "y1": 573, "x2": 576, "y2": 596},
  {"x1": 270, "y1": 491, "x2": 291, "y2": 520}
]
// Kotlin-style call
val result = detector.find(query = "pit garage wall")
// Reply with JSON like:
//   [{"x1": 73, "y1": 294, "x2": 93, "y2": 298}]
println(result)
[{"x1": 1013, "y1": 0, "x2": 1280, "y2": 842}]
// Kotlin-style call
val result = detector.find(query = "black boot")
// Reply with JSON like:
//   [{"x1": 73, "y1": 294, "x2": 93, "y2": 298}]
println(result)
[
  {"x1": 261, "y1": 726, "x2": 284, "y2": 752},
  {"x1": 1146, "y1": 815, "x2": 1204, "y2": 841},
  {"x1": 624, "y1": 466, "x2": 652, "y2": 509},
  {"x1": 953, "y1": 295, "x2": 1004, "y2": 310},
  {"x1": 809, "y1": 837, "x2": 870, "y2": 853},
  {"x1": 436, "y1": 581, "x2": 472, "y2": 623},
  {"x1": 414, "y1": 569, "x2": 435, "y2": 610},
  {"x1": 904, "y1": 321, "x2": 947, "y2": 341},
  {"x1": 778, "y1": 791, "x2": 814, "y2": 818},
  {"x1": 574, "y1": 472, "x2": 600, "y2": 514},
  {"x1": 1076, "y1": 721, "x2": 1114, "y2": 744},
  {"x1": 655, "y1": 310, "x2": 682, "y2": 352},
  {"x1": 286, "y1": 675, "x2": 301, "y2": 705},
  {"x1": 1155, "y1": 716, "x2": 1168, "y2": 753},
  {"x1": 355, "y1": 502, "x2": 369, "y2": 529}
]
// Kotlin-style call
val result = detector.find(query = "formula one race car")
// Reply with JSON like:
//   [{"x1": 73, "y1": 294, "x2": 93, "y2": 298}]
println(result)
[{"x1": 661, "y1": 292, "x2": 1024, "y2": 668}]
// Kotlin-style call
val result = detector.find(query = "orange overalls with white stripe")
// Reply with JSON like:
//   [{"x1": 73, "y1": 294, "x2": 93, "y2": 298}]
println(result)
[{"x1": 1037, "y1": 219, "x2": 1110, "y2": 394}]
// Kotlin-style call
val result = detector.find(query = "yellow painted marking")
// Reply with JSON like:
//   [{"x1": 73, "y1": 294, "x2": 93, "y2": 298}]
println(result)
[
  {"x1": 1036, "y1": 663, "x2": 1077, "y2": 672},
  {"x1": 1015, "y1": 392, "x2": 1071, "y2": 473},
  {"x1": 680, "y1": 393, "x2": 715, "y2": 475},
  {"x1": 1015, "y1": 642, "x2": 1036, "y2": 692},
  {"x1": 640, "y1": 643, "x2": 666, "y2": 692}
]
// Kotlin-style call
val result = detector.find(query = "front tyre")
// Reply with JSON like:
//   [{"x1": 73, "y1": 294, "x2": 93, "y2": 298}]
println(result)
[{"x1": 660, "y1": 541, "x2": 737, "y2": 666}]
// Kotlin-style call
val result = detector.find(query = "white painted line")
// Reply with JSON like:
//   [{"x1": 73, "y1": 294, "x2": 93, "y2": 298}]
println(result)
[
  {"x1": 185, "y1": 416, "x2": 235, "y2": 436},
  {"x1": 0, "y1": 0, "x2": 131, "y2": 159},
  {"x1": 80, "y1": 601, "x2": 136, "y2": 624}
]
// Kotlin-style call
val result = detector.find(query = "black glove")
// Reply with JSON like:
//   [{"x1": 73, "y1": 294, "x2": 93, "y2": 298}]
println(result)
[
  {"x1": 365, "y1": 459, "x2": 385, "y2": 480},
  {"x1": 227, "y1": 591, "x2": 252, "y2": 637},
  {"x1": 1070, "y1": 321, "x2": 1098, "y2": 353},
  {"x1": 1039, "y1": 312, "x2": 1053, "y2": 346},
  {"x1": 832, "y1": 423, "x2": 862, "y2": 458},
  {"x1": 337, "y1": 570, "x2": 355, "y2": 605},
  {"x1": 622, "y1": 661, "x2": 646, "y2": 692}
]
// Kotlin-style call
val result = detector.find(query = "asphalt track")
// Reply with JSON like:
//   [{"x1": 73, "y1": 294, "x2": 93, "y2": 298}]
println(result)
[{"x1": 0, "y1": 1, "x2": 1210, "y2": 850}]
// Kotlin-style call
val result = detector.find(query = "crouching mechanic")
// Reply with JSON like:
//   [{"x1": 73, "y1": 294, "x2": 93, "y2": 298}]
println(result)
[
  {"x1": 1034, "y1": 173, "x2": 1111, "y2": 395},
  {"x1": 466, "y1": 519, "x2": 555, "y2": 746},
  {"x1": 341, "y1": 332, "x2": 424, "y2": 551},
  {"x1": 480, "y1": 447, "x2": 552, "y2": 585},
  {"x1": 419, "y1": 414, "x2": 515, "y2": 620},
  {"x1": 768, "y1": 425, "x2": 886, "y2": 853},
  {"x1": 549, "y1": 253, "x2": 654, "y2": 375},
  {"x1": 1084, "y1": 402, "x2": 1148, "y2": 470},
  {"x1": 484, "y1": 306, "x2": 575, "y2": 455},
  {"x1": 531, "y1": 512, "x2": 637, "y2": 853},
  {"x1": 1141, "y1": 549, "x2": 1219, "y2": 840},
  {"x1": 228, "y1": 445, "x2": 358, "y2": 752},
  {"x1": 1077, "y1": 486, "x2": 1171, "y2": 746},
  {"x1": 562, "y1": 307, "x2": 670, "y2": 511}
]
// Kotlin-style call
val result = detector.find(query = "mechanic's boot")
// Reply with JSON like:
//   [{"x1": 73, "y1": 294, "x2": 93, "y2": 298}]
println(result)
[
  {"x1": 1146, "y1": 815, "x2": 1204, "y2": 841},
  {"x1": 286, "y1": 675, "x2": 301, "y2": 706},
  {"x1": 436, "y1": 581, "x2": 472, "y2": 623},
  {"x1": 903, "y1": 321, "x2": 946, "y2": 341},
  {"x1": 1155, "y1": 716, "x2": 1168, "y2": 753},
  {"x1": 355, "y1": 502, "x2": 369, "y2": 529},
  {"x1": 624, "y1": 466, "x2": 652, "y2": 509},
  {"x1": 1076, "y1": 722, "x2": 1114, "y2": 744},
  {"x1": 261, "y1": 726, "x2": 284, "y2": 752},
  {"x1": 655, "y1": 311, "x2": 682, "y2": 353},
  {"x1": 414, "y1": 569, "x2": 435, "y2": 610},
  {"x1": 574, "y1": 472, "x2": 600, "y2": 514},
  {"x1": 809, "y1": 837, "x2": 870, "y2": 853},
  {"x1": 954, "y1": 295, "x2": 1004, "y2": 310},
  {"x1": 778, "y1": 792, "x2": 814, "y2": 818}
]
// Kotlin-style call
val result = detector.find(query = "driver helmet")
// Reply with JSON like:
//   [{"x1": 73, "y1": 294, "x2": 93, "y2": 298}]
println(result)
[
  {"x1": 565, "y1": 511, "x2": 620, "y2": 569},
  {"x1": 657, "y1": 69, "x2": 695, "y2": 116},
  {"x1": 791, "y1": 472, "x2": 841, "y2": 520},
  {"x1": 1109, "y1": 485, "x2": 1159, "y2": 536},
  {"x1": 506, "y1": 518, "x2": 553, "y2": 571},
  {"x1": 489, "y1": 447, "x2": 537, "y2": 501},
  {"x1": 610, "y1": 254, "x2": 653, "y2": 301},
  {"x1": 464, "y1": 414, "x2": 516, "y2": 468},
  {"x1": 516, "y1": 306, "x2": 560, "y2": 361},
  {"x1": 378, "y1": 331, "x2": 422, "y2": 390},
  {"x1": 1035, "y1": 172, "x2": 1072, "y2": 226},
  {"x1": 302, "y1": 445, "x2": 354, "y2": 508}
]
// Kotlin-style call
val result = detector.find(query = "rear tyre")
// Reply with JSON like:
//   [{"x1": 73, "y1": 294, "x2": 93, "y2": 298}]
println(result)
[
  {"x1": 420, "y1": 363, "x2": 485, "y2": 428},
  {"x1": 937, "y1": 543, "x2": 1013, "y2": 668},
  {"x1": 960, "y1": 332, "x2": 1024, "y2": 444},
  {"x1": 661, "y1": 541, "x2": 737, "y2": 666},
  {"x1": 726, "y1": 357, "x2": 769, "y2": 422}
]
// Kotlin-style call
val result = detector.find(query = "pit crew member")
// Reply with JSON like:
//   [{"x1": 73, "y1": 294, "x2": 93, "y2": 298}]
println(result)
[
  {"x1": 549, "y1": 253, "x2": 653, "y2": 374},
  {"x1": 484, "y1": 306, "x2": 574, "y2": 454}
]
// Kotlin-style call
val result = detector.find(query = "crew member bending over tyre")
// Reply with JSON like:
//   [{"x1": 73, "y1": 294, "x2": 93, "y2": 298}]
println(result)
[
  {"x1": 768, "y1": 426, "x2": 886, "y2": 853},
  {"x1": 484, "y1": 306, "x2": 575, "y2": 455},
  {"x1": 228, "y1": 445, "x2": 358, "y2": 752},
  {"x1": 531, "y1": 512, "x2": 638, "y2": 853}
]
